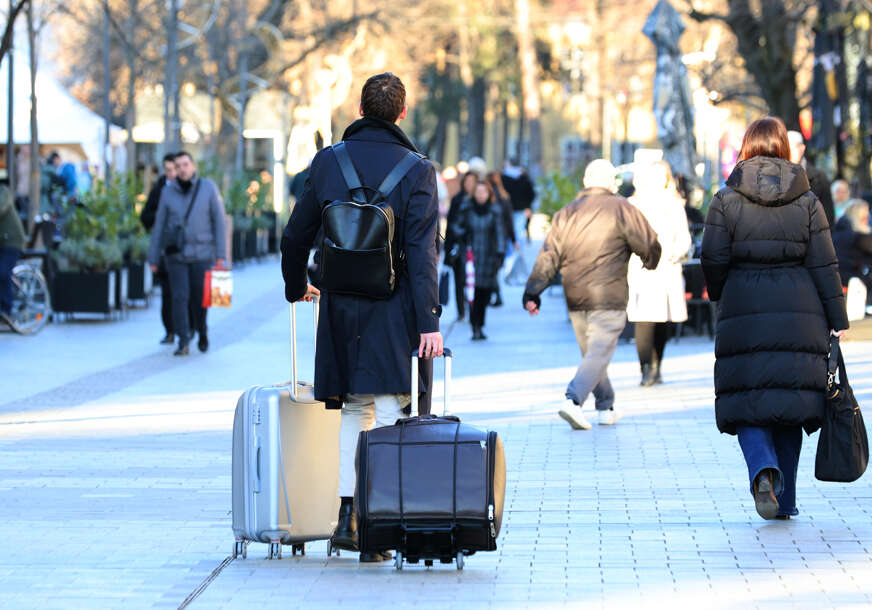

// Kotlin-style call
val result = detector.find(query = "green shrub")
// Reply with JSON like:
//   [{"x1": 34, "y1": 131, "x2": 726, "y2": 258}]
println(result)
[
  {"x1": 53, "y1": 238, "x2": 124, "y2": 273},
  {"x1": 536, "y1": 171, "x2": 581, "y2": 221}
]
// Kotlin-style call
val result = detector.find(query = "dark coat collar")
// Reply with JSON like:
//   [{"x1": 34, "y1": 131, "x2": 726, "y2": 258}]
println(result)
[{"x1": 341, "y1": 117, "x2": 419, "y2": 153}]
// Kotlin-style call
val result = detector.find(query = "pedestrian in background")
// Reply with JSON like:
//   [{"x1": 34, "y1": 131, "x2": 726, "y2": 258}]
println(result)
[
  {"x1": 788, "y1": 130, "x2": 835, "y2": 226},
  {"x1": 702, "y1": 117, "x2": 848, "y2": 520},
  {"x1": 147, "y1": 152, "x2": 227, "y2": 356},
  {"x1": 524, "y1": 159, "x2": 661, "y2": 429},
  {"x1": 627, "y1": 161, "x2": 692, "y2": 386},
  {"x1": 832, "y1": 199, "x2": 872, "y2": 295},
  {"x1": 502, "y1": 158, "x2": 536, "y2": 243},
  {"x1": 486, "y1": 171, "x2": 517, "y2": 307},
  {"x1": 445, "y1": 171, "x2": 477, "y2": 320},
  {"x1": 0, "y1": 186, "x2": 26, "y2": 325},
  {"x1": 831, "y1": 179, "x2": 851, "y2": 221},
  {"x1": 141, "y1": 153, "x2": 178, "y2": 345},
  {"x1": 453, "y1": 180, "x2": 505, "y2": 340}
]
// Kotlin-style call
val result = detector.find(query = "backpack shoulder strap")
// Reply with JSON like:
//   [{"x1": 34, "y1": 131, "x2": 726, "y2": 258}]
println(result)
[
  {"x1": 332, "y1": 142, "x2": 366, "y2": 203},
  {"x1": 377, "y1": 151, "x2": 424, "y2": 201}
]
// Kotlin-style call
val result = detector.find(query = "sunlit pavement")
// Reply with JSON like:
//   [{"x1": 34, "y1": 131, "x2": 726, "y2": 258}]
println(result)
[{"x1": 2, "y1": 247, "x2": 872, "y2": 609}]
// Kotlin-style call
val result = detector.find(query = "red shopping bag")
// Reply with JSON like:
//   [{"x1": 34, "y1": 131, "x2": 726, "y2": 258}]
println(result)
[{"x1": 203, "y1": 268, "x2": 233, "y2": 308}]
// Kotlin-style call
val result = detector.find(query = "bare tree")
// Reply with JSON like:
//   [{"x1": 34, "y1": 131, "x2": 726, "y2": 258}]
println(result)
[{"x1": 686, "y1": 0, "x2": 815, "y2": 130}]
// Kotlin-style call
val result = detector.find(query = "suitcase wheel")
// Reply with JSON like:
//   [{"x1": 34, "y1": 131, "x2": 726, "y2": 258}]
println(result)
[
  {"x1": 233, "y1": 539, "x2": 247, "y2": 560},
  {"x1": 456, "y1": 552, "x2": 464, "y2": 571},
  {"x1": 291, "y1": 543, "x2": 305, "y2": 556},
  {"x1": 268, "y1": 540, "x2": 282, "y2": 560},
  {"x1": 395, "y1": 551, "x2": 404, "y2": 571}
]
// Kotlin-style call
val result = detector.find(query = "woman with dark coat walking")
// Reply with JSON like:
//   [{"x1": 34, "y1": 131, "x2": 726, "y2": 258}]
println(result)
[
  {"x1": 701, "y1": 117, "x2": 849, "y2": 520},
  {"x1": 486, "y1": 171, "x2": 517, "y2": 307},
  {"x1": 453, "y1": 181, "x2": 505, "y2": 340},
  {"x1": 445, "y1": 172, "x2": 478, "y2": 320}
]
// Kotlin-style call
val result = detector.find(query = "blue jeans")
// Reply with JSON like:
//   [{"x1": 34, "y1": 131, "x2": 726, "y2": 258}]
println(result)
[
  {"x1": 737, "y1": 426, "x2": 802, "y2": 517},
  {"x1": 0, "y1": 247, "x2": 21, "y2": 315}
]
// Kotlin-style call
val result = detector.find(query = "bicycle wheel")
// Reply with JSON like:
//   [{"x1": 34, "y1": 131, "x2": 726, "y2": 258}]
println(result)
[{"x1": 8, "y1": 264, "x2": 51, "y2": 335}]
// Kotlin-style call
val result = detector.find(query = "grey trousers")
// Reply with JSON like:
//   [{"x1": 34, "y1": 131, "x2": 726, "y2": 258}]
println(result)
[{"x1": 566, "y1": 310, "x2": 627, "y2": 410}]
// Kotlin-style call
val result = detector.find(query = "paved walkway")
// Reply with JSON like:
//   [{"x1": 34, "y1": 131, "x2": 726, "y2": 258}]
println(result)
[{"x1": 2, "y1": 250, "x2": 872, "y2": 609}]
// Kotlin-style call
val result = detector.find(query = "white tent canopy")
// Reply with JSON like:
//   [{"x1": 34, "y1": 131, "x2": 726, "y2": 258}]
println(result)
[{"x1": 0, "y1": 29, "x2": 125, "y2": 169}]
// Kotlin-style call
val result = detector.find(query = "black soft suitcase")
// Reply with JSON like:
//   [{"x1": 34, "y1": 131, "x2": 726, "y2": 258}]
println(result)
[{"x1": 354, "y1": 349, "x2": 506, "y2": 570}]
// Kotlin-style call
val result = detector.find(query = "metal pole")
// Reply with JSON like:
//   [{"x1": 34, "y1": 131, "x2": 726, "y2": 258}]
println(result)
[
  {"x1": 164, "y1": 0, "x2": 179, "y2": 153},
  {"x1": 235, "y1": 0, "x2": 248, "y2": 174},
  {"x1": 102, "y1": 0, "x2": 111, "y2": 178},
  {"x1": 6, "y1": 0, "x2": 15, "y2": 197}
]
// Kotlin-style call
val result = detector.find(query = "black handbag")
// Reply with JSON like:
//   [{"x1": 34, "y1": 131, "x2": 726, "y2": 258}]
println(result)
[
  {"x1": 162, "y1": 179, "x2": 201, "y2": 256},
  {"x1": 438, "y1": 269, "x2": 450, "y2": 306},
  {"x1": 319, "y1": 142, "x2": 422, "y2": 299},
  {"x1": 815, "y1": 336, "x2": 869, "y2": 482}
]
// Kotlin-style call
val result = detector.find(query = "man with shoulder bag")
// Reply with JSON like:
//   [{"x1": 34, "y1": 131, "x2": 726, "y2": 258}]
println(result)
[
  {"x1": 281, "y1": 72, "x2": 443, "y2": 563},
  {"x1": 147, "y1": 152, "x2": 226, "y2": 356}
]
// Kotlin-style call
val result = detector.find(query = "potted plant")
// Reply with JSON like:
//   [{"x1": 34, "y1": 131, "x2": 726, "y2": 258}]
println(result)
[{"x1": 52, "y1": 176, "x2": 131, "y2": 318}]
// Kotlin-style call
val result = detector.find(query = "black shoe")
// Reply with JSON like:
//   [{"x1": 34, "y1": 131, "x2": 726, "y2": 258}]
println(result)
[
  {"x1": 753, "y1": 469, "x2": 779, "y2": 520},
  {"x1": 640, "y1": 364, "x2": 655, "y2": 386},
  {"x1": 173, "y1": 343, "x2": 190, "y2": 356},
  {"x1": 471, "y1": 326, "x2": 487, "y2": 341},
  {"x1": 331, "y1": 501, "x2": 358, "y2": 551},
  {"x1": 160, "y1": 333, "x2": 175, "y2": 345},
  {"x1": 198, "y1": 333, "x2": 209, "y2": 353},
  {"x1": 359, "y1": 551, "x2": 393, "y2": 563},
  {"x1": 457, "y1": 311, "x2": 466, "y2": 322},
  {"x1": 651, "y1": 361, "x2": 663, "y2": 385},
  {"x1": 491, "y1": 295, "x2": 503, "y2": 307}
]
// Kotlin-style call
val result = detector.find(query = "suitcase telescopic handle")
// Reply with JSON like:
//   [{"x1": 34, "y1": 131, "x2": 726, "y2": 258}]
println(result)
[
  {"x1": 290, "y1": 297, "x2": 319, "y2": 401},
  {"x1": 411, "y1": 348, "x2": 452, "y2": 416}
]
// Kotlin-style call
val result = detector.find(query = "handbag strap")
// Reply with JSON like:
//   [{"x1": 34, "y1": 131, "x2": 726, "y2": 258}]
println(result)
[
  {"x1": 828, "y1": 335, "x2": 850, "y2": 389},
  {"x1": 181, "y1": 178, "x2": 202, "y2": 226}
]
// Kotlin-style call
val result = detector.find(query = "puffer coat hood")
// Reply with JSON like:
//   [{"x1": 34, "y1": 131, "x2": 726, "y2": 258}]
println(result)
[
  {"x1": 726, "y1": 156, "x2": 811, "y2": 206},
  {"x1": 701, "y1": 156, "x2": 848, "y2": 435}
]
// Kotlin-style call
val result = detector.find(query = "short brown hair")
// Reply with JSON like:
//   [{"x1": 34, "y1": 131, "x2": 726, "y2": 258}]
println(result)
[
  {"x1": 738, "y1": 117, "x2": 790, "y2": 161},
  {"x1": 361, "y1": 73, "x2": 406, "y2": 122}
]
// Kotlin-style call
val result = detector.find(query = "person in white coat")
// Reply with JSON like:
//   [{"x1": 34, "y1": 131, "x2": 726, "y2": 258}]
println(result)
[{"x1": 627, "y1": 161, "x2": 692, "y2": 386}]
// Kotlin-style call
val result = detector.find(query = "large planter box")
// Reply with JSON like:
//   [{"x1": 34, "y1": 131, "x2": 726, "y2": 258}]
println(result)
[
  {"x1": 264, "y1": 212, "x2": 278, "y2": 253},
  {"x1": 52, "y1": 270, "x2": 117, "y2": 316},
  {"x1": 126, "y1": 262, "x2": 153, "y2": 303},
  {"x1": 256, "y1": 228, "x2": 269, "y2": 257},
  {"x1": 245, "y1": 229, "x2": 258, "y2": 259},
  {"x1": 232, "y1": 229, "x2": 247, "y2": 262}
]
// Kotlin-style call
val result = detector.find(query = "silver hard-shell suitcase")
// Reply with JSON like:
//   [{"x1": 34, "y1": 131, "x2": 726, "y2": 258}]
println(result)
[{"x1": 231, "y1": 300, "x2": 340, "y2": 559}]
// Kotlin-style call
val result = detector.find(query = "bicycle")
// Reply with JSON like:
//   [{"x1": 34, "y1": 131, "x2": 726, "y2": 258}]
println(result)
[{"x1": 3, "y1": 217, "x2": 55, "y2": 335}]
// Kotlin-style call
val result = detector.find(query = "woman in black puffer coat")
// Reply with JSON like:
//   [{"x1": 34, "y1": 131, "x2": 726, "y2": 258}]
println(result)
[
  {"x1": 701, "y1": 117, "x2": 848, "y2": 521},
  {"x1": 452, "y1": 180, "x2": 505, "y2": 340}
]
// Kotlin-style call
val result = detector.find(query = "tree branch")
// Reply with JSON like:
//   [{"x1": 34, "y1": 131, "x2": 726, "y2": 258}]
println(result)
[
  {"x1": 0, "y1": 0, "x2": 29, "y2": 63},
  {"x1": 683, "y1": 0, "x2": 728, "y2": 23}
]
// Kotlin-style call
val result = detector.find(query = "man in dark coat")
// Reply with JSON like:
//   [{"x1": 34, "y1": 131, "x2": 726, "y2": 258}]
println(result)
[
  {"x1": 501, "y1": 158, "x2": 536, "y2": 243},
  {"x1": 281, "y1": 73, "x2": 442, "y2": 562},
  {"x1": 523, "y1": 159, "x2": 661, "y2": 430},
  {"x1": 141, "y1": 153, "x2": 178, "y2": 344},
  {"x1": 788, "y1": 130, "x2": 835, "y2": 227}
]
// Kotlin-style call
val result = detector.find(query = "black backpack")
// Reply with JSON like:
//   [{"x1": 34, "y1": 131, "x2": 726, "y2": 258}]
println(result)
[{"x1": 320, "y1": 142, "x2": 423, "y2": 299}]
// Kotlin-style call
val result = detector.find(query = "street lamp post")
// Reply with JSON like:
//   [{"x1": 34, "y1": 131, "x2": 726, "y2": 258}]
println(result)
[
  {"x1": 102, "y1": 0, "x2": 111, "y2": 178},
  {"x1": 6, "y1": 0, "x2": 14, "y2": 197}
]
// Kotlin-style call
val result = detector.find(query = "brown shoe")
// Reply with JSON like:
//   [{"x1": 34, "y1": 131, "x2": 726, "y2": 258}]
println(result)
[{"x1": 753, "y1": 469, "x2": 779, "y2": 520}]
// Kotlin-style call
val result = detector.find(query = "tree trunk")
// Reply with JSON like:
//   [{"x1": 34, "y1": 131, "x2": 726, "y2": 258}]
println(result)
[
  {"x1": 501, "y1": 97, "x2": 510, "y2": 164},
  {"x1": 27, "y1": 0, "x2": 38, "y2": 233},
  {"x1": 466, "y1": 76, "x2": 486, "y2": 159},
  {"x1": 125, "y1": 0, "x2": 137, "y2": 173},
  {"x1": 514, "y1": 0, "x2": 541, "y2": 175}
]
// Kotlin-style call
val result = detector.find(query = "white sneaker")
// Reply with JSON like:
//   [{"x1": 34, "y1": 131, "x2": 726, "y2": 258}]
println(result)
[
  {"x1": 558, "y1": 401, "x2": 593, "y2": 430},
  {"x1": 597, "y1": 408, "x2": 622, "y2": 426}
]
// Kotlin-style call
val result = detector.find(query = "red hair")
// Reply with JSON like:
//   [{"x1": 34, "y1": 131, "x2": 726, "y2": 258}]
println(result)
[{"x1": 738, "y1": 116, "x2": 790, "y2": 161}]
